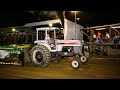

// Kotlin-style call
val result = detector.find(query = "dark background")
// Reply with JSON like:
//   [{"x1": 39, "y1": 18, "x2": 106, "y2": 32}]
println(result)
[{"x1": 0, "y1": 11, "x2": 120, "y2": 28}]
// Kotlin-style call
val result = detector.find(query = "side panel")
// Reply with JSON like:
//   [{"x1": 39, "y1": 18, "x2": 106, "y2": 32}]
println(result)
[
  {"x1": 56, "y1": 40, "x2": 82, "y2": 52},
  {"x1": 56, "y1": 40, "x2": 82, "y2": 45},
  {"x1": 64, "y1": 19, "x2": 84, "y2": 40}
]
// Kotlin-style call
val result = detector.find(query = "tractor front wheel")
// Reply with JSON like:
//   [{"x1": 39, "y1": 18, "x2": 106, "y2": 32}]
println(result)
[
  {"x1": 70, "y1": 59, "x2": 81, "y2": 69},
  {"x1": 80, "y1": 55, "x2": 88, "y2": 64}
]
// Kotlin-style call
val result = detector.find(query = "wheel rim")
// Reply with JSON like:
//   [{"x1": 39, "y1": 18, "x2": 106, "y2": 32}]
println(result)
[
  {"x1": 33, "y1": 50, "x2": 44, "y2": 63},
  {"x1": 71, "y1": 60, "x2": 79, "y2": 68},
  {"x1": 81, "y1": 56, "x2": 87, "y2": 62}
]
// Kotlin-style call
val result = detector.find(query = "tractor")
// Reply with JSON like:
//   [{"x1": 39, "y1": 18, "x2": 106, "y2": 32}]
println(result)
[{"x1": 30, "y1": 27, "x2": 90, "y2": 69}]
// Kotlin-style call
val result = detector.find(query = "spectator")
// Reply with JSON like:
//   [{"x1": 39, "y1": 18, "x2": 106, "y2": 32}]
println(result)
[
  {"x1": 98, "y1": 38, "x2": 102, "y2": 44},
  {"x1": 97, "y1": 31, "x2": 101, "y2": 39},
  {"x1": 105, "y1": 32, "x2": 110, "y2": 39},
  {"x1": 94, "y1": 38, "x2": 99, "y2": 44},
  {"x1": 114, "y1": 35, "x2": 120, "y2": 44},
  {"x1": 105, "y1": 32, "x2": 110, "y2": 42},
  {"x1": 93, "y1": 33, "x2": 96, "y2": 40}
]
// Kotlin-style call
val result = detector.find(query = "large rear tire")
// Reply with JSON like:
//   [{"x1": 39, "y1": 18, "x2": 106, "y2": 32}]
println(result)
[{"x1": 30, "y1": 45, "x2": 51, "y2": 67}]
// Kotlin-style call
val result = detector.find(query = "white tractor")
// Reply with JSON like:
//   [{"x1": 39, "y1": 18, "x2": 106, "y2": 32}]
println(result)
[{"x1": 30, "y1": 27, "x2": 89, "y2": 69}]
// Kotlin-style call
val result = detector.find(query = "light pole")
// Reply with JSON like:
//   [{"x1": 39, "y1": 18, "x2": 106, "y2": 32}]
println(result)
[
  {"x1": 71, "y1": 11, "x2": 78, "y2": 40},
  {"x1": 12, "y1": 28, "x2": 17, "y2": 44}
]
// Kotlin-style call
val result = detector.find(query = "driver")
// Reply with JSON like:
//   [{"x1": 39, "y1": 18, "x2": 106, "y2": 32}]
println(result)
[{"x1": 45, "y1": 34, "x2": 50, "y2": 41}]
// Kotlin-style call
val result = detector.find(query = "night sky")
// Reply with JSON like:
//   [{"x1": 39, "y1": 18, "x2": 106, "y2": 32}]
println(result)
[{"x1": 0, "y1": 11, "x2": 120, "y2": 28}]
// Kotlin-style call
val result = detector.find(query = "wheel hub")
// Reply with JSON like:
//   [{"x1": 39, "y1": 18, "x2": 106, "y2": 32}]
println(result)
[{"x1": 35, "y1": 51, "x2": 43, "y2": 63}]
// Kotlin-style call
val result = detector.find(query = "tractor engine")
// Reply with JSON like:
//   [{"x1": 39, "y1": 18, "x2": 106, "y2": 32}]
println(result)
[{"x1": 61, "y1": 46, "x2": 74, "y2": 57}]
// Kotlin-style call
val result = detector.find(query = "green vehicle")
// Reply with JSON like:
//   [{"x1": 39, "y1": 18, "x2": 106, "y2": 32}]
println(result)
[{"x1": 0, "y1": 44, "x2": 29, "y2": 62}]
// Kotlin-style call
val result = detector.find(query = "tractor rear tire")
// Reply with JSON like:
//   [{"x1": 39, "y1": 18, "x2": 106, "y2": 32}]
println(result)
[{"x1": 30, "y1": 45, "x2": 51, "y2": 67}]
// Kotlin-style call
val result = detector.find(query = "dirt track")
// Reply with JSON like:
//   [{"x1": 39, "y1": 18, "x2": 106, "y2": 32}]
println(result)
[{"x1": 0, "y1": 57, "x2": 120, "y2": 79}]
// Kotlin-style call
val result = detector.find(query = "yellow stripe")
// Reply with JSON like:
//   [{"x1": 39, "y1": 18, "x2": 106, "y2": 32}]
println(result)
[{"x1": 17, "y1": 44, "x2": 30, "y2": 49}]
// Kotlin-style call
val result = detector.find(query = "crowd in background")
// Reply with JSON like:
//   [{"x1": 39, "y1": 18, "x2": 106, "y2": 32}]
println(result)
[
  {"x1": 0, "y1": 33, "x2": 33, "y2": 45},
  {"x1": 93, "y1": 31, "x2": 120, "y2": 44}
]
